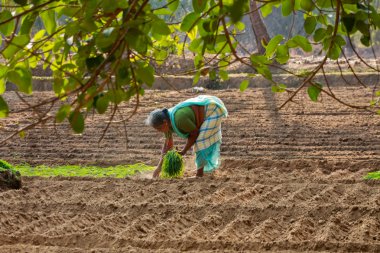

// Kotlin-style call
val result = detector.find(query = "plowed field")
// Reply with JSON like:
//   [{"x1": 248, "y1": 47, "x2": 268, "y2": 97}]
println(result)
[{"x1": 1, "y1": 87, "x2": 380, "y2": 252}]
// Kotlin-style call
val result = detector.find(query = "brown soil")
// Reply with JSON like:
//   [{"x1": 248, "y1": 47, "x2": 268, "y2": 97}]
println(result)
[{"x1": 0, "y1": 87, "x2": 380, "y2": 252}]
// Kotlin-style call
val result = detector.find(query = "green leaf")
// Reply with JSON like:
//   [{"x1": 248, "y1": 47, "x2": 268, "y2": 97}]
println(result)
[
  {"x1": 96, "y1": 27, "x2": 118, "y2": 50},
  {"x1": 316, "y1": 14, "x2": 328, "y2": 26},
  {"x1": 229, "y1": 0, "x2": 249, "y2": 23},
  {"x1": 0, "y1": 96, "x2": 9, "y2": 118},
  {"x1": 2, "y1": 35, "x2": 30, "y2": 59},
  {"x1": 219, "y1": 70, "x2": 229, "y2": 81},
  {"x1": 276, "y1": 44, "x2": 289, "y2": 64},
  {"x1": 135, "y1": 64, "x2": 155, "y2": 87},
  {"x1": 360, "y1": 35, "x2": 370, "y2": 47},
  {"x1": 154, "y1": 49, "x2": 168, "y2": 64},
  {"x1": 20, "y1": 12, "x2": 38, "y2": 35},
  {"x1": 343, "y1": 4, "x2": 358, "y2": 14},
  {"x1": 100, "y1": 1, "x2": 119, "y2": 14},
  {"x1": 307, "y1": 83, "x2": 322, "y2": 102},
  {"x1": 33, "y1": 30, "x2": 46, "y2": 42},
  {"x1": 202, "y1": 20, "x2": 212, "y2": 33},
  {"x1": 256, "y1": 65, "x2": 272, "y2": 80},
  {"x1": 332, "y1": 36, "x2": 346, "y2": 56},
  {"x1": 288, "y1": 35, "x2": 312, "y2": 52},
  {"x1": 125, "y1": 28, "x2": 151, "y2": 54},
  {"x1": 41, "y1": 10, "x2": 56, "y2": 35},
  {"x1": 180, "y1": 12, "x2": 200, "y2": 32},
  {"x1": 95, "y1": 95, "x2": 109, "y2": 114},
  {"x1": 0, "y1": 65, "x2": 8, "y2": 78},
  {"x1": 116, "y1": 60, "x2": 130, "y2": 86},
  {"x1": 342, "y1": 15, "x2": 355, "y2": 33},
  {"x1": 209, "y1": 69, "x2": 217, "y2": 80},
  {"x1": 79, "y1": 19, "x2": 98, "y2": 32},
  {"x1": 282, "y1": 0, "x2": 294, "y2": 17},
  {"x1": 69, "y1": 111, "x2": 85, "y2": 134},
  {"x1": 300, "y1": 0, "x2": 315, "y2": 11},
  {"x1": 0, "y1": 10, "x2": 15, "y2": 36},
  {"x1": 334, "y1": 35, "x2": 346, "y2": 47},
  {"x1": 58, "y1": 5, "x2": 82, "y2": 18},
  {"x1": 193, "y1": 54, "x2": 203, "y2": 68},
  {"x1": 235, "y1": 21, "x2": 245, "y2": 31},
  {"x1": 261, "y1": 3, "x2": 274, "y2": 18},
  {"x1": 272, "y1": 84, "x2": 287, "y2": 93},
  {"x1": 106, "y1": 89, "x2": 125, "y2": 104},
  {"x1": 0, "y1": 65, "x2": 8, "y2": 95},
  {"x1": 356, "y1": 20, "x2": 370, "y2": 36},
  {"x1": 7, "y1": 65, "x2": 32, "y2": 94},
  {"x1": 0, "y1": 79, "x2": 5, "y2": 95},
  {"x1": 327, "y1": 42, "x2": 342, "y2": 60},
  {"x1": 192, "y1": 0, "x2": 207, "y2": 13},
  {"x1": 56, "y1": 105, "x2": 71, "y2": 123},
  {"x1": 250, "y1": 54, "x2": 271, "y2": 66},
  {"x1": 189, "y1": 38, "x2": 203, "y2": 53},
  {"x1": 152, "y1": 19, "x2": 171, "y2": 36},
  {"x1": 313, "y1": 28, "x2": 326, "y2": 42},
  {"x1": 116, "y1": 1, "x2": 128, "y2": 9},
  {"x1": 153, "y1": 8, "x2": 173, "y2": 15},
  {"x1": 370, "y1": 8, "x2": 380, "y2": 29},
  {"x1": 193, "y1": 71, "x2": 201, "y2": 85},
  {"x1": 239, "y1": 80, "x2": 249, "y2": 92},
  {"x1": 86, "y1": 55, "x2": 105, "y2": 72},
  {"x1": 14, "y1": 0, "x2": 28, "y2": 5},
  {"x1": 168, "y1": 0, "x2": 180, "y2": 12},
  {"x1": 53, "y1": 77, "x2": 64, "y2": 96},
  {"x1": 316, "y1": 0, "x2": 333, "y2": 8},
  {"x1": 304, "y1": 16, "x2": 317, "y2": 34},
  {"x1": 265, "y1": 34, "x2": 284, "y2": 58}
]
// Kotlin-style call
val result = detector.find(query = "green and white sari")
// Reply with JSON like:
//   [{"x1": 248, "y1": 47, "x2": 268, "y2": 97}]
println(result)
[{"x1": 168, "y1": 95, "x2": 228, "y2": 172}]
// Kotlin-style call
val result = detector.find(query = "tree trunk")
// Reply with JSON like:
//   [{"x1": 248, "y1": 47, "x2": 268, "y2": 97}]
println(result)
[{"x1": 249, "y1": 1, "x2": 270, "y2": 54}]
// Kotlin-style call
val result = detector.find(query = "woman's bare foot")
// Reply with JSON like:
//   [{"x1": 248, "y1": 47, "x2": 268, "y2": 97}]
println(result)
[{"x1": 196, "y1": 167, "x2": 204, "y2": 177}]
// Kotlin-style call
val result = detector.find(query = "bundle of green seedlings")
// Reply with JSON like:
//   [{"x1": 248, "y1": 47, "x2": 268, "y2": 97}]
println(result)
[{"x1": 161, "y1": 150, "x2": 184, "y2": 179}]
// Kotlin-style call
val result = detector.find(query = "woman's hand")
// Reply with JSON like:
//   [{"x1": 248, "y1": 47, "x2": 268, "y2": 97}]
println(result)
[
  {"x1": 153, "y1": 157, "x2": 164, "y2": 179},
  {"x1": 179, "y1": 132, "x2": 198, "y2": 157},
  {"x1": 153, "y1": 167, "x2": 161, "y2": 178}
]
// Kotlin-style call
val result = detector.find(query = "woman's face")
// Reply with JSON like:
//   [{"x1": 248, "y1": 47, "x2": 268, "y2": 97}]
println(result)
[{"x1": 154, "y1": 120, "x2": 170, "y2": 133}]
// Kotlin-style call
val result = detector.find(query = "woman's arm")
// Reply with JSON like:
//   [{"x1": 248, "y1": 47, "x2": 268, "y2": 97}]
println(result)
[
  {"x1": 162, "y1": 132, "x2": 173, "y2": 154},
  {"x1": 179, "y1": 130, "x2": 199, "y2": 156},
  {"x1": 153, "y1": 133, "x2": 173, "y2": 178}
]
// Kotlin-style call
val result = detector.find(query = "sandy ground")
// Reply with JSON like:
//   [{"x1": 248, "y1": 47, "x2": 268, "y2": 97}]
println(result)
[{"x1": 0, "y1": 87, "x2": 380, "y2": 252}]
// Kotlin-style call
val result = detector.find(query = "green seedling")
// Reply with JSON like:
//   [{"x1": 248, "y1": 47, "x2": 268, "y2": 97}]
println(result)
[
  {"x1": 364, "y1": 171, "x2": 380, "y2": 180},
  {"x1": 14, "y1": 163, "x2": 154, "y2": 178}
]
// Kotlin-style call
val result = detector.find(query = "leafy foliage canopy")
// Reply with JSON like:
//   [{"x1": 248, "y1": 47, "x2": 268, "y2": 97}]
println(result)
[{"x1": 0, "y1": 0, "x2": 379, "y2": 135}]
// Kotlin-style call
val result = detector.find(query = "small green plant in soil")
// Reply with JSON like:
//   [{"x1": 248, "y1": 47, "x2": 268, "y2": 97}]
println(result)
[
  {"x1": 364, "y1": 171, "x2": 380, "y2": 180},
  {"x1": 161, "y1": 150, "x2": 184, "y2": 179},
  {"x1": 14, "y1": 163, "x2": 154, "y2": 178}
]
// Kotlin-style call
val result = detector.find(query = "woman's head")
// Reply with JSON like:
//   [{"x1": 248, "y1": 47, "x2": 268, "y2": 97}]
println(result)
[{"x1": 145, "y1": 108, "x2": 170, "y2": 132}]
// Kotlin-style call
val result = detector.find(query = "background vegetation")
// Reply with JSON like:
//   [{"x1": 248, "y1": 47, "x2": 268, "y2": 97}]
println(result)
[
  {"x1": 0, "y1": 0, "x2": 379, "y2": 141},
  {"x1": 15, "y1": 163, "x2": 155, "y2": 177}
]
